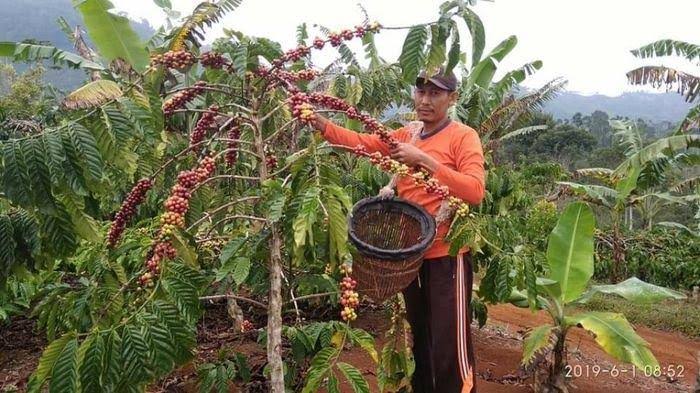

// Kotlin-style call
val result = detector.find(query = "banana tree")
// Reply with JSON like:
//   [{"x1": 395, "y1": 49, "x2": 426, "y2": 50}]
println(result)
[
  {"x1": 510, "y1": 202, "x2": 685, "y2": 392},
  {"x1": 559, "y1": 120, "x2": 699, "y2": 280},
  {"x1": 627, "y1": 39, "x2": 700, "y2": 132}
]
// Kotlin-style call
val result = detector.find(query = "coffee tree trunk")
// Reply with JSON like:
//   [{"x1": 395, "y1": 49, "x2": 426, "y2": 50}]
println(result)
[
  {"x1": 267, "y1": 227, "x2": 285, "y2": 392},
  {"x1": 251, "y1": 108, "x2": 285, "y2": 392}
]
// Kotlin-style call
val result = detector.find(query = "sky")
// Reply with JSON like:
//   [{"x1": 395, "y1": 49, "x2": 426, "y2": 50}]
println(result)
[{"x1": 114, "y1": 0, "x2": 699, "y2": 97}]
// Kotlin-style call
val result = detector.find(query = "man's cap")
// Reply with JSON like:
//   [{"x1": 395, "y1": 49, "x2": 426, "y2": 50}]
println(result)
[{"x1": 415, "y1": 67, "x2": 458, "y2": 91}]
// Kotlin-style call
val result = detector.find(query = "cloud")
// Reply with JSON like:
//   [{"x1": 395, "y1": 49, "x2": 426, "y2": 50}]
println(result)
[{"x1": 114, "y1": 0, "x2": 699, "y2": 96}]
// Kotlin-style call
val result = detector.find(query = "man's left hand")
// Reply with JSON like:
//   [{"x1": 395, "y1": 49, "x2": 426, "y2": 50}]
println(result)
[{"x1": 390, "y1": 143, "x2": 440, "y2": 172}]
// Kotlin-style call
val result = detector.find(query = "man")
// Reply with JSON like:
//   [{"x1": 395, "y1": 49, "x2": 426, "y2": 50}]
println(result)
[{"x1": 311, "y1": 68, "x2": 485, "y2": 393}]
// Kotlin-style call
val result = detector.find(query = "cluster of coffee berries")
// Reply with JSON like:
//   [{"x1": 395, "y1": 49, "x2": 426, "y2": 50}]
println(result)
[
  {"x1": 307, "y1": 92, "x2": 350, "y2": 111},
  {"x1": 163, "y1": 81, "x2": 207, "y2": 115},
  {"x1": 409, "y1": 170, "x2": 449, "y2": 199},
  {"x1": 264, "y1": 145, "x2": 278, "y2": 170},
  {"x1": 107, "y1": 178, "x2": 153, "y2": 248},
  {"x1": 164, "y1": 195, "x2": 189, "y2": 216},
  {"x1": 150, "y1": 50, "x2": 196, "y2": 69},
  {"x1": 200, "y1": 51, "x2": 231, "y2": 70},
  {"x1": 365, "y1": 151, "x2": 410, "y2": 176},
  {"x1": 241, "y1": 320, "x2": 255, "y2": 333},
  {"x1": 160, "y1": 211, "x2": 186, "y2": 228},
  {"x1": 225, "y1": 123, "x2": 241, "y2": 168},
  {"x1": 252, "y1": 66, "x2": 271, "y2": 79},
  {"x1": 259, "y1": 22, "x2": 381, "y2": 72},
  {"x1": 422, "y1": 177, "x2": 450, "y2": 199},
  {"x1": 448, "y1": 196, "x2": 470, "y2": 218},
  {"x1": 340, "y1": 262, "x2": 352, "y2": 275},
  {"x1": 312, "y1": 37, "x2": 326, "y2": 49},
  {"x1": 304, "y1": 93, "x2": 395, "y2": 146},
  {"x1": 139, "y1": 156, "x2": 217, "y2": 287},
  {"x1": 353, "y1": 25, "x2": 368, "y2": 38},
  {"x1": 271, "y1": 45, "x2": 311, "y2": 67},
  {"x1": 288, "y1": 93, "x2": 316, "y2": 124},
  {"x1": 328, "y1": 32, "x2": 343, "y2": 47},
  {"x1": 339, "y1": 268, "x2": 358, "y2": 322},
  {"x1": 275, "y1": 69, "x2": 318, "y2": 83},
  {"x1": 190, "y1": 105, "x2": 219, "y2": 149},
  {"x1": 138, "y1": 240, "x2": 178, "y2": 287},
  {"x1": 264, "y1": 68, "x2": 320, "y2": 91},
  {"x1": 357, "y1": 145, "x2": 456, "y2": 202}
]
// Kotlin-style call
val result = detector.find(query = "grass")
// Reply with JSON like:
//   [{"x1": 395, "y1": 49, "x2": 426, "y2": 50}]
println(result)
[{"x1": 574, "y1": 293, "x2": 700, "y2": 338}]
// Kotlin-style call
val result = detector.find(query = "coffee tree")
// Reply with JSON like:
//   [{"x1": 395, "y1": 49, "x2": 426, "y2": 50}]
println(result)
[{"x1": 0, "y1": 0, "x2": 510, "y2": 391}]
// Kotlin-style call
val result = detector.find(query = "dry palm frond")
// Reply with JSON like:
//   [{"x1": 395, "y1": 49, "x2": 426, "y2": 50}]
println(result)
[
  {"x1": 626, "y1": 66, "x2": 700, "y2": 102},
  {"x1": 573, "y1": 168, "x2": 614, "y2": 181},
  {"x1": 672, "y1": 175, "x2": 700, "y2": 193},
  {"x1": 63, "y1": 79, "x2": 123, "y2": 110}
]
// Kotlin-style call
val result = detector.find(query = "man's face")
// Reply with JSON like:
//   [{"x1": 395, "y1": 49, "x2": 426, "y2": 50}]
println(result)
[{"x1": 413, "y1": 82, "x2": 457, "y2": 123}]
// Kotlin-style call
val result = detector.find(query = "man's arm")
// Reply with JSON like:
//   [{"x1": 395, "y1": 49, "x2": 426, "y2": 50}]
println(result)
[{"x1": 313, "y1": 114, "x2": 393, "y2": 155}]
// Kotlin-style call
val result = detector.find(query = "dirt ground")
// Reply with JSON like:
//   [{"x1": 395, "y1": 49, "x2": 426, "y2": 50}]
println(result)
[
  {"x1": 1, "y1": 303, "x2": 698, "y2": 392},
  {"x1": 335, "y1": 303, "x2": 699, "y2": 393}
]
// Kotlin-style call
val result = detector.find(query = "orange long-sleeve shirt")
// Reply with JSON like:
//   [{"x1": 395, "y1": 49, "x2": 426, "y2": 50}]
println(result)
[{"x1": 323, "y1": 120, "x2": 485, "y2": 259}]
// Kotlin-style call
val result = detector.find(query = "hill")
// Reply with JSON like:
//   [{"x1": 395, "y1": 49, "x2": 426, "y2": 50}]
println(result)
[
  {"x1": 544, "y1": 91, "x2": 694, "y2": 124},
  {"x1": 0, "y1": 0, "x2": 154, "y2": 90}
]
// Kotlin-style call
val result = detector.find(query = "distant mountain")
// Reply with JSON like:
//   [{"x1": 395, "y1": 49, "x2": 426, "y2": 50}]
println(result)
[
  {"x1": 0, "y1": 0, "x2": 154, "y2": 90},
  {"x1": 544, "y1": 91, "x2": 694, "y2": 123}
]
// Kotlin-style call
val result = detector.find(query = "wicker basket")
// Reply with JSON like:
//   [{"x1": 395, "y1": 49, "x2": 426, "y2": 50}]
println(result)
[{"x1": 348, "y1": 197, "x2": 436, "y2": 302}]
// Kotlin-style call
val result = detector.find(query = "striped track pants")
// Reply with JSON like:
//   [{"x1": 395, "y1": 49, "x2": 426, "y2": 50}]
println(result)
[{"x1": 402, "y1": 252, "x2": 477, "y2": 393}]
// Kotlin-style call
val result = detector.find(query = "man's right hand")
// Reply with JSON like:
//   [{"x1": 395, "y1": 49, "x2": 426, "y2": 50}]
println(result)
[{"x1": 312, "y1": 113, "x2": 330, "y2": 135}]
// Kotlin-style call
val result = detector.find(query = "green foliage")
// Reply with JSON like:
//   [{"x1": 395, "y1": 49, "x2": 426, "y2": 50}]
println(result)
[
  {"x1": 467, "y1": 36, "x2": 519, "y2": 91},
  {"x1": 298, "y1": 322, "x2": 376, "y2": 393},
  {"x1": 74, "y1": 0, "x2": 149, "y2": 71},
  {"x1": 521, "y1": 325, "x2": 556, "y2": 368},
  {"x1": 0, "y1": 42, "x2": 103, "y2": 72},
  {"x1": 546, "y1": 202, "x2": 595, "y2": 303},
  {"x1": 0, "y1": 65, "x2": 54, "y2": 123},
  {"x1": 526, "y1": 200, "x2": 558, "y2": 246},
  {"x1": 336, "y1": 362, "x2": 370, "y2": 393},
  {"x1": 514, "y1": 202, "x2": 689, "y2": 390},
  {"x1": 460, "y1": 7, "x2": 485, "y2": 67},
  {"x1": 578, "y1": 293, "x2": 700, "y2": 338},
  {"x1": 503, "y1": 123, "x2": 598, "y2": 168},
  {"x1": 594, "y1": 228, "x2": 700, "y2": 290},
  {"x1": 0, "y1": 209, "x2": 41, "y2": 281},
  {"x1": 197, "y1": 351, "x2": 250, "y2": 393},
  {"x1": 398, "y1": 26, "x2": 428, "y2": 83},
  {"x1": 0, "y1": 93, "x2": 163, "y2": 264},
  {"x1": 565, "y1": 311, "x2": 658, "y2": 370},
  {"x1": 632, "y1": 39, "x2": 700, "y2": 62}
]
